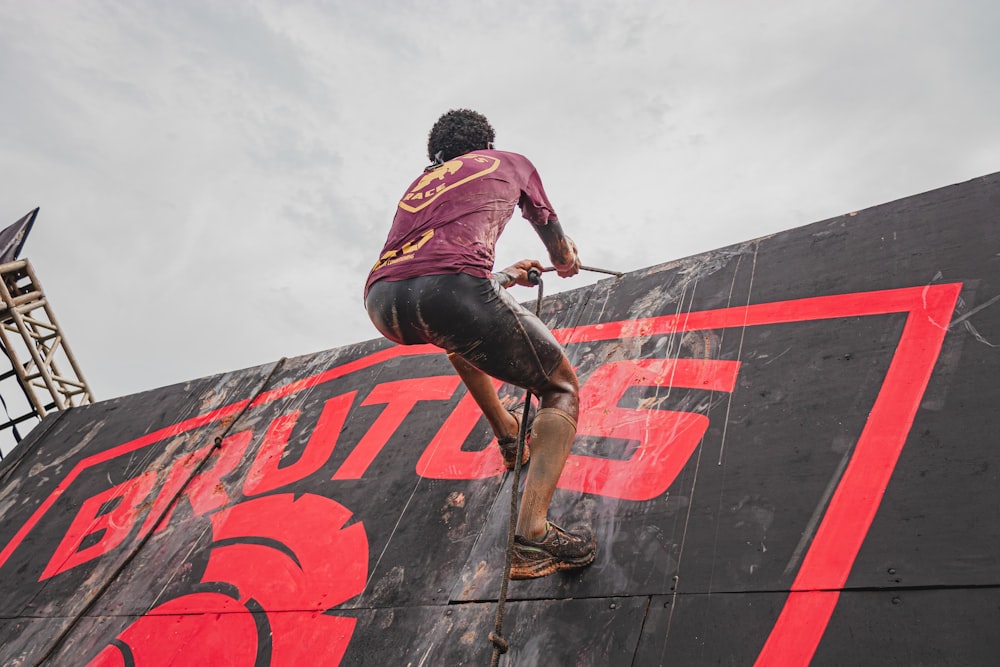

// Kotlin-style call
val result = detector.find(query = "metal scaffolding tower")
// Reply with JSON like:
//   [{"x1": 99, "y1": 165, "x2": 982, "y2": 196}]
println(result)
[{"x1": 0, "y1": 210, "x2": 93, "y2": 456}]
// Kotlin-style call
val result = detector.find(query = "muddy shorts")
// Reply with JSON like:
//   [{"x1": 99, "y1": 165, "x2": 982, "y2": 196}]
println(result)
[{"x1": 365, "y1": 273, "x2": 567, "y2": 394}]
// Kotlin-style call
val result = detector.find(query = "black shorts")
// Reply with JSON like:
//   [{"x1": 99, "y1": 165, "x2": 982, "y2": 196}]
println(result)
[{"x1": 365, "y1": 273, "x2": 567, "y2": 394}]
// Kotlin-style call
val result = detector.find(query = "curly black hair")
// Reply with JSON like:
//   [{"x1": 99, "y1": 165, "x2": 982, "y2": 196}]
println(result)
[{"x1": 427, "y1": 109, "x2": 495, "y2": 163}]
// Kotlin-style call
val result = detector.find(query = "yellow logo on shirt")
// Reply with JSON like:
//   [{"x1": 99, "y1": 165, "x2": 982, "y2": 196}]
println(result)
[
  {"x1": 370, "y1": 228, "x2": 436, "y2": 273},
  {"x1": 398, "y1": 154, "x2": 500, "y2": 213}
]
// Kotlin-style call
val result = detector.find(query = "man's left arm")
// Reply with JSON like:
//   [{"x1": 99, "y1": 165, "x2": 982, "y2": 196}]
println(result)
[{"x1": 532, "y1": 218, "x2": 581, "y2": 278}]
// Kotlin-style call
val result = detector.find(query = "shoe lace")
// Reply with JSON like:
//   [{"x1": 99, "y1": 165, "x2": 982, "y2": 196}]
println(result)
[{"x1": 545, "y1": 522, "x2": 570, "y2": 546}]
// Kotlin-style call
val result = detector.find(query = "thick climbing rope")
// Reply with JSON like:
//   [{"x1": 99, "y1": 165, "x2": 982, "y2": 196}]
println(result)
[
  {"x1": 487, "y1": 264, "x2": 620, "y2": 664},
  {"x1": 489, "y1": 268, "x2": 544, "y2": 666}
]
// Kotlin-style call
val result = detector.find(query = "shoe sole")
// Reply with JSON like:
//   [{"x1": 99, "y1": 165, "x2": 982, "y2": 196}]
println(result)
[{"x1": 509, "y1": 548, "x2": 596, "y2": 580}]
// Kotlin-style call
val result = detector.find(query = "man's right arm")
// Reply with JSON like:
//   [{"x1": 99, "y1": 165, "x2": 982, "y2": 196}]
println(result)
[{"x1": 534, "y1": 219, "x2": 581, "y2": 277}]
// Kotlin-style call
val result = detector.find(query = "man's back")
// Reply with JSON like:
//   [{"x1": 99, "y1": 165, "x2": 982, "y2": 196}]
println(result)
[{"x1": 366, "y1": 149, "x2": 555, "y2": 294}]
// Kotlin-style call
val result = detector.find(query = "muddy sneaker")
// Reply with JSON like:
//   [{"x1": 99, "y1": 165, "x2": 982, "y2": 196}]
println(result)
[
  {"x1": 510, "y1": 522, "x2": 597, "y2": 580},
  {"x1": 497, "y1": 402, "x2": 535, "y2": 470}
]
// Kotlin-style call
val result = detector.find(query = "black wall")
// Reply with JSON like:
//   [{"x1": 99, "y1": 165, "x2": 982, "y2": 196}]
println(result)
[{"x1": 1, "y1": 174, "x2": 998, "y2": 666}]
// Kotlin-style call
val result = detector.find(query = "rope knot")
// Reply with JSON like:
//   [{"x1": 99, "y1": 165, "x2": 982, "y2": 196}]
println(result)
[{"x1": 488, "y1": 631, "x2": 509, "y2": 654}]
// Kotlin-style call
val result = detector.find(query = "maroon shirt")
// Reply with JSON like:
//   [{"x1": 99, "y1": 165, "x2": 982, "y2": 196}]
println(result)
[{"x1": 365, "y1": 149, "x2": 557, "y2": 296}]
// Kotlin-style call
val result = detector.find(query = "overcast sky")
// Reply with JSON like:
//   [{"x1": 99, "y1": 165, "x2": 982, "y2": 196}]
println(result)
[{"x1": 1, "y1": 0, "x2": 997, "y2": 407}]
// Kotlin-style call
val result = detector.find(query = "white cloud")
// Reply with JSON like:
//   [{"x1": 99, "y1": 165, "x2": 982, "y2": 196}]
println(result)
[{"x1": 0, "y1": 0, "x2": 997, "y2": 406}]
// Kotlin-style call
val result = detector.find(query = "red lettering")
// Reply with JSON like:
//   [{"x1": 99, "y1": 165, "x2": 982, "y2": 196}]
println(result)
[
  {"x1": 41, "y1": 470, "x2": 158, "y2": 579},
  {"x1": 140, "y1": 430, "x2": 253, "y2": 535},
  {"x1": 415, "y1": 359, "x2": 741, "y2": 492},
  {"x1": 558, "y1": 358, "x2": 741, "y2": 501},
  {"x1": 333, "y1": 376, "x2": 460, "y2": 480},
  {"x1": 244, "y1": 392, "x2": 355, "y2": 496},
  {"x1": 415, "y1": 378, "x2": 505, "y2": 480}
]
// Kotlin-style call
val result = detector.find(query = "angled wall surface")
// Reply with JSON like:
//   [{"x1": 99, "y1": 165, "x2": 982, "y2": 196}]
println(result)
[{"x1": 1, "y1": 174, "x2": 998, "y2": 665}]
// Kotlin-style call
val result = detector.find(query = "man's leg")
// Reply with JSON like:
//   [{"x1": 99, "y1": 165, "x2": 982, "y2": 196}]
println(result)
[
  {"x1": 447, "y1": 352, "x2": 518, "y2": 441},
  {"x1": 507, "y1": 355, "x2": 595, "y2": 579},
  {"x1": 403, "y1": 273, "x2": 594, "y2": 577},
  {"x1": 514, "y1": 356, "x2": 578, "y2": 539},
  {"x1": 448, "y1": 341, "x2": 579, "y2": 541}
]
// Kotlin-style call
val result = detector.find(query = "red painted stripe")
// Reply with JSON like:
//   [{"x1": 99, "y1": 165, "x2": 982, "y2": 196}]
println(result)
[{"x1": 754, "y1": 282, "x2": 959, "y2": 665}]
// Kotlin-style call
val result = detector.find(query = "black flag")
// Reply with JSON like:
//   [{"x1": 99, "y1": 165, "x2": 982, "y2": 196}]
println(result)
[{"x1": 0, "y1": 208, "x2": 37, "y2": 264}]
